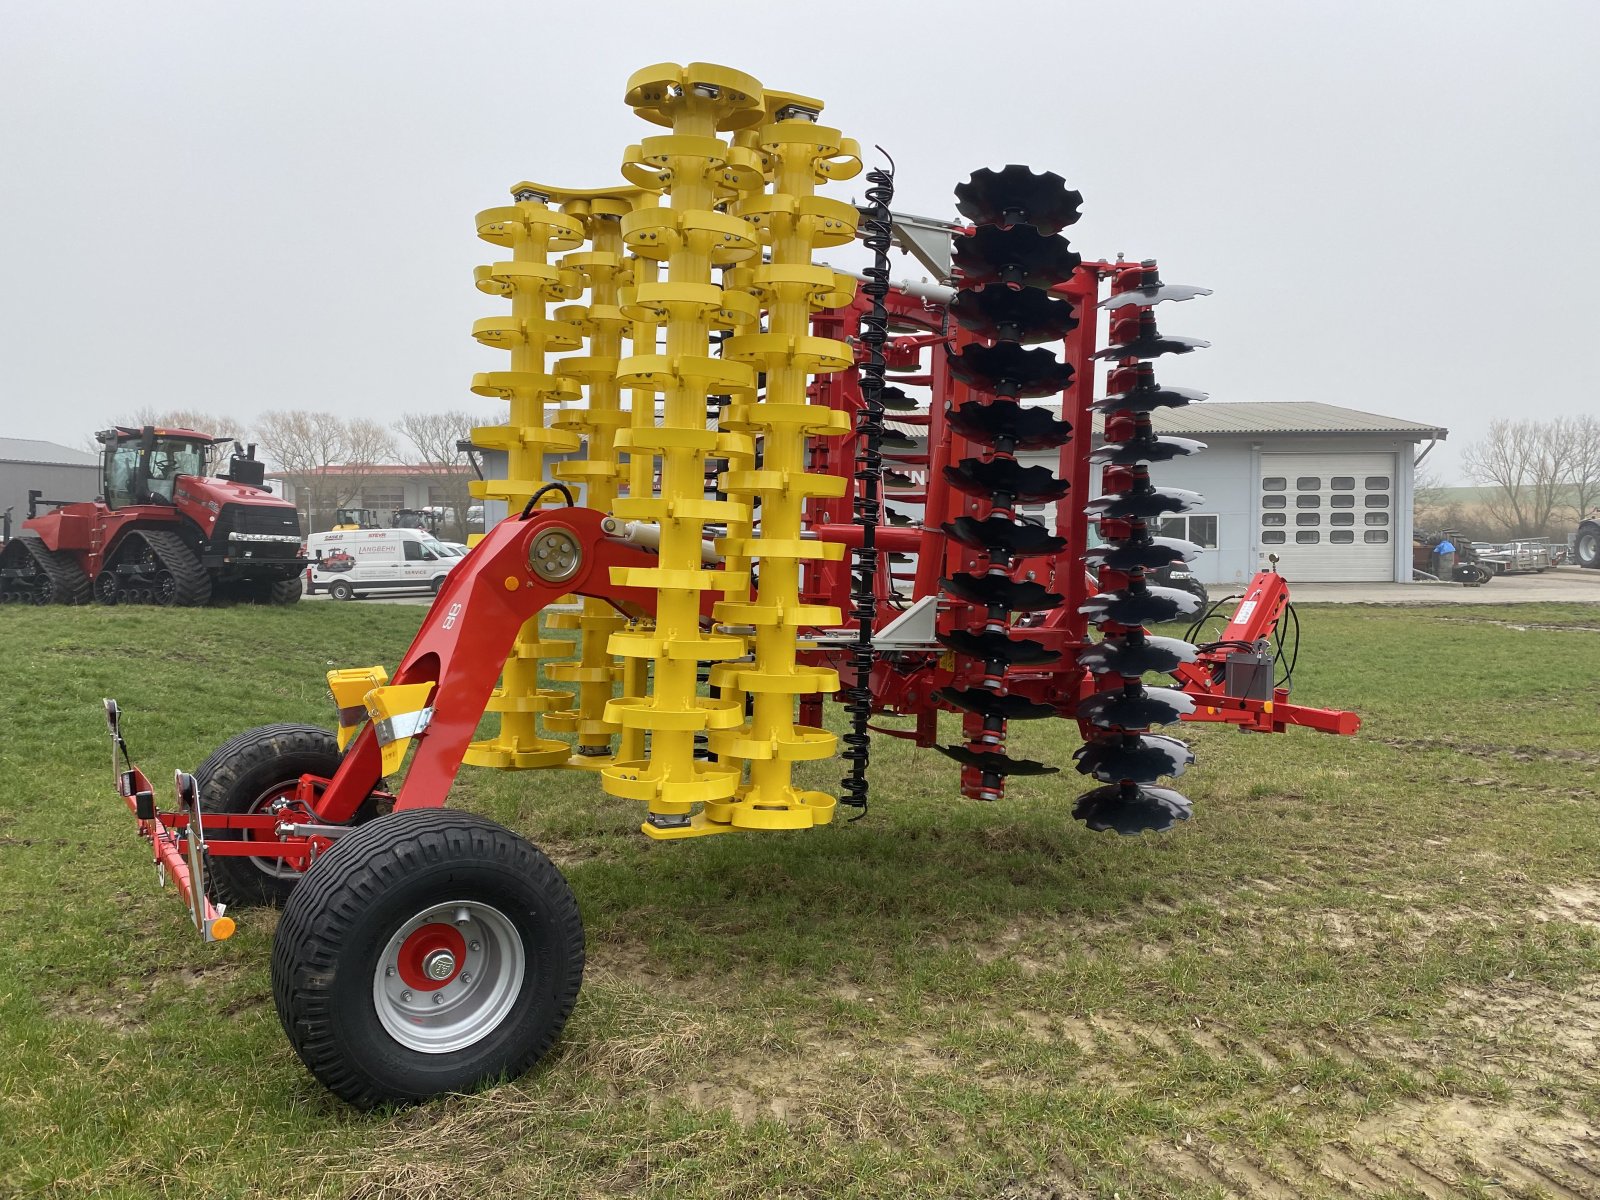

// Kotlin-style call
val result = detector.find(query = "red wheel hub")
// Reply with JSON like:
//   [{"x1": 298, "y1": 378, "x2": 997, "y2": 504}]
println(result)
[{"x1": 396, "y1": 922, "x2": 467, "y2": 991}]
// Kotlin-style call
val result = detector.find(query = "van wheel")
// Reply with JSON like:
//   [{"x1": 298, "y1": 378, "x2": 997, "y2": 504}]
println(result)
[
  {"x1": 431, "y1": 576, "x2": 445, "y2": 595},
  {"x1": 330, "y1": 581, "x2": 354, "y2": 602}
]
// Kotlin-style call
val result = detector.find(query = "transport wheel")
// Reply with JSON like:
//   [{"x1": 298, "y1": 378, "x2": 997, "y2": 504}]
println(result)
[
  {"x1": 196, "y1": 724, "x2": 389, "y2": 908},
  {"x1": 329, "y1": 580, "x2": 354, "y2": 601},
  {"x1": 271, "y1": 810, "x2": 584, "y2": 1108}
]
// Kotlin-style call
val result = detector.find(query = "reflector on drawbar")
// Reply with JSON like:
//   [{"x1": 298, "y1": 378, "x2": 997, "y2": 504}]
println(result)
[
  {"x1": 1089, "y1": 434, "x2": 1206, "y2": 466},
  {"x1": 1094, "y1": 363, "x2": 1208, "y2": 414},
  {"x1": 1077, "y1": 634, "x2": 1198, "y2": 676},
  {"x1": 879, "y1": 385, "x2": 919, "y2": 412},
  {"x1": 943, "y1": 516, "x2": 1065, "y2": 558},
  {"x1": 1074, "y1": 734, "x2": 1195, "y2": 784},
  {"x1": 946, "y1": 399, "x2": 1071, "y2": 450},
  {"x1": 1082, "y1": 536, "x2": 1200, "y2": 571},
  {"x1": 1073, "y1": 781, "x2": 1193, "y2": 835},
  {"x1": 937, "y1": 687, "x2": 1057, "y2": 721},
  {"x1": 1077, "y1": 685, "x2": 1195, "y2": 729},
  {"x1": 953, "y1": 224, "x2": 1082, "y2": 290},
  {"x1": 954, "y1": 165, "x2": 1083, "y2": 235},
  {"x1": 950, "y1": 287, "x2": 1079, "y2": 344},
  {"x1": 939, "y1": 628, "x2": 1060, "y2": 665},
  {"x1": 937, "y1": 744, "x2": 1060, "y2": 776},
  {"x1": 1084, "y1": 485, "x2": 1202, "y2": 521},
  {"x1": 1093, "y1": 311, "x2": 1209, "y2": 360},
  {"x1": 946, "y1": 458, "x2": 1070, "y2": 503},
  {"x1": 947, "y1": 344, "x2": 1073, "y2": 399},
  {"x1": 1080, "y1": 584, "x2": 1204, "y2": 625},
  {"x1": 943, "y1": 573, "x2": 1064, "y2": 612}
]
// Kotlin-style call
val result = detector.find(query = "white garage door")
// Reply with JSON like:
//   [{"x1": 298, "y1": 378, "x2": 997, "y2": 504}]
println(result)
[{"x1": 1259, "y1": 454, "x2": 1396, "y2": 582}]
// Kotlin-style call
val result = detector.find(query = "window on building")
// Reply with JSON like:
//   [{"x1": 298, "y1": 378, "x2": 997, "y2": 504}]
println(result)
[
  {"x1": 1296, "y1": 530, "x2": 1320, "y2": 544},
  {"x1": 1296, "y1": 513, "x2": 1320, "y2": 526},
  {"x1": 1365, "y1": 476, "x2": 1391, "y2": 491},
  {"x1": 1155, "y1": 514, "x2": 1218, "y2": 548},
  {"x1": 1330, "y1": 530, "x2": 1355, "y2": 544},
  {"x1": 1262, "y1": 494, "x2": 1286, "y2": 509},
  {"x1": 1365, "y1": 512, "x2": 1389, "y2": 527},
  {"x1": 1331, "y1": 476, "x2": 1355, "y2": 490},
  {"x1": 1365, "y1": 494, "x2": 1390, "y2": 508},
  {"x1": 1330, "y1": 494, "x2": 1355, "y2": 508},
  {"x1": 1262, "y1": 476, "x2": 1286, "y2": 492},
  {"x1": 1262, "y1": 530, "x2": 1286, "y2": 544},
  {"x1": 361, "y1": 488, "x2": 404, "y2": 513},
  {"x1": 1263, "y1": 513, "x2": 1286, "y2": 527},
  {"x1": 1364, "y1": 530, "x2": 1390, "y2": 544},
  {"x1": 1330, "y1": 512, "x2": 1355, "y2": 526},
  {"x1": 1296, "y1": 476, "x2": 1321, "y2": 491},
  {"x1": 1296, "y1": 495, "x2": 1320, "y2": 509}
]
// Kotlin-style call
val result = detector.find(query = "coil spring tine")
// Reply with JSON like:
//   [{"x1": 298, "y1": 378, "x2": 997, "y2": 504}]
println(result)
[{"x1": 840, "y1": 150, "x2": 896, "y2": 816}]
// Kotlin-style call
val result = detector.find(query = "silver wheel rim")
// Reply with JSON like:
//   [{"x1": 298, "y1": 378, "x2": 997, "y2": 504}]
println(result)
[
  {"x1": 245, "y1": 785, "x2": 307, "y2": 881},
  {"x1": 373, "y1": 899, "x2": 526, "y2": 1054}
]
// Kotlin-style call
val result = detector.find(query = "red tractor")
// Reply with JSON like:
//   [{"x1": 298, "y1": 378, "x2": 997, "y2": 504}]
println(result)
[{"x1": 0, "y1": 425, "x2": 306, "y2": 606}]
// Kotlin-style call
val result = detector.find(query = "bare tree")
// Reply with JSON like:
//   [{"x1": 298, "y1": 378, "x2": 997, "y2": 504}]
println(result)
[
  {"x1": 393, "y1": 410, "x2": 488, "y2": 540},
  {"x1": 1559, "y1": 414, "x2": 1600, "y2": 523},
  {"x1": 1461, "y1": 418, "x2": 1572, "y2": 537},
  {"x1": 255, "y1": 410, "x2": 396, "y2": 532},
  {"x1": 123, "y1": 407, "x2": 241, "y2": 438}
]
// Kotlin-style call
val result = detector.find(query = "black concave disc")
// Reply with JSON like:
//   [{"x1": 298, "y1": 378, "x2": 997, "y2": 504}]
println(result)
[
  {"x1": 887, "y1": 510, "x2": 915, "y2": 525},
  {"x1": 1077, "y1": 685, "x2": 1195, "y2": 729},
  {"x1": 1073, "y1": 781, "x2": 1193, "y2": 835},
  {"x1": 943, "y1": 516, "x2": 1065, "y2": 558},
  {"x1": 1074, "y1": 734, "x2": 1195, "y2": 784},
  {"x1": 953, "y1": 224, "x2": 1082, "y2": 289},
  {"x1": 946, "y1": 457, "x2": 1069, "y2": 503},
  {"x1": 1093, "y1": 311, "x2": 1209, "y2": 360},
  {"x1": 943, "y1": 573, "x2": 1064, "y2": 612},
  {"x1": 1077, "y1": 634, "x2": 1198, "y2": 676},
  {"x1": 947, "y1": 343, "x2": 1074, "y2": 400},
  {"x1": 1090, "y1": 434, "x2": 1206, "y2": 466},
  {"x1": 937, "y1": 687, "x2": 1057, "y2": 721},
  {"x1": 1083, "y1": 536, "x2": 1200, "y2": 571},
  {"x1": 938, "y1": 744, "x2": 1061, "y2": 776},
  {"x1": 946, "y1": 398, "x2": 1072, "y2": 449},
  {"x1": 1085, "y1": 485, "x2": 1202, "y2": 521},
  {"x1": 879, "y1": 429, "x2": 920, "y2": 449},
  {"x1": 884, "y1": 471, "x2": 917, "y2": 487},
  {"x1": 954, "y1": 165, "x2": 1084, "y2": 234},
  {"x1": 1101, "y1": 264, "x2": 1213, "y2": 309},
  {"x1": 938, "y1": 628, "x2": 1060, "y2": 665},
  {"x1": 1080, "y1": 584, "x2": 1203, "y2": 626},
  {"x1": 1094, "y1": 363, "x2": 1208, "y2": 414},
  {"x1": 879, "y1": 385, "x2": 919, "y2": 412},
  {"x1": 950, "y1": 287, "x2": 1079, "y2": 345}
]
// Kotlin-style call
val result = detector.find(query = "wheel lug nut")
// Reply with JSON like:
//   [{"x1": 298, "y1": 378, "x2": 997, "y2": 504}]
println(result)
[
  {"x1": 432, "y1": 993, "x2": 445, "y2": 1005},
  {"x1": 469, "y1": 941, "x2": 481, "y2": 952},
  {"x1": 460, "y1": 973, "x2": 472, "y2": 984},
  {"x1": 386, "y1": 966, "x2": 395, "y2": 977},
  {"x1": 400, "y1": 990, "x2": 412, "y2": 1002}
]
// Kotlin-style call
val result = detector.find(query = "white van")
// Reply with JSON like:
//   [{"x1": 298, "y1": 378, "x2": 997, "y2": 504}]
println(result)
[{"x1": 306, "y1": 528, "x2": 460, "y2": 601}]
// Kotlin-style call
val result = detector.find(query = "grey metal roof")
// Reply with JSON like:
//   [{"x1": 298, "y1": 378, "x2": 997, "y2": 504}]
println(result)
[
  {"x1": 1149, "y1": 401, "x2": 1447, "y2": 439},
  {"x1": 0, "y1": 437, "x2": 100, "y2": 467}
]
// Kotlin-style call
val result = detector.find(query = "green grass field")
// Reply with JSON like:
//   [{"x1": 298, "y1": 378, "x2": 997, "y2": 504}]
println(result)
[{"x1": 2, "y1": 600, "x2": 1598, "y2": 1199}]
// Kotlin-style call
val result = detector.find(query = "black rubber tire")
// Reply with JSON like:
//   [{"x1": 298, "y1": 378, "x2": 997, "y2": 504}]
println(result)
[
  {"x1": 268, "y1": 577, "x2": 302, "y2": 605},
  {"x1": 136, "y1": 530, "x2": 212, "y2": 607},
  {"x1": 329, "y1": 580, "x2": 354, "y2": 602},
  {"x1": 0, "y1": 537, "x2": 91, "y2": 605},
  {"x1": 1577, "y1": 526, "x2": 1600, "y2": 570},
  {"x1": 196, "y1": 724, "x2": 388, "y2": 908},
  {"x1": 271, "y1": 809, "x2": 584, "y2": 1109},
  {"x1": 430, "y1": 575, "x2": 446, "y2": 595},
  {"x1": 1177, "y1": 577, "x2": 1209, "y2": 609}
]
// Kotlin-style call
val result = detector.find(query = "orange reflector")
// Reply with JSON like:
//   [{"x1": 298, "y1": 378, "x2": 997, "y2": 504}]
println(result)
[
  {"x1": 504, "y1": 576, "x2": 518, "y2": 591},
  {"x1": 211, "y1": 916, "x2": 236, "y2": 941}
]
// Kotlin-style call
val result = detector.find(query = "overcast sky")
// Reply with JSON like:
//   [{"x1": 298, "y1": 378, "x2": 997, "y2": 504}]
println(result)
[{"x1": 3, "y1": 0, "x2": 1595, "y2": 482}]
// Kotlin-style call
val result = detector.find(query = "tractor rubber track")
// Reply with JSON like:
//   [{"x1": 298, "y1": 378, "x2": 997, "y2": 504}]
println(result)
[
  {"x1": 0, "y1": 536, "x2": 91, "y2": 605},
  {"x1": 137, "y1": 529, "x2": 213, "y2": 607}
]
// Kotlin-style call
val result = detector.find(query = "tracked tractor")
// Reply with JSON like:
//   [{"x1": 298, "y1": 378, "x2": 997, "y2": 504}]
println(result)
[{"x1": 0, "y1": 425, "x2": 306, "y2": 606}]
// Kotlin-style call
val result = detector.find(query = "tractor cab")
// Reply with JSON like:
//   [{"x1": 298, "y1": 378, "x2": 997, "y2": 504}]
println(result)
[
  {"x1": 98, "y1": 426, "x2": 223, "y2": 509},
  {"x1": 332, "y1": 507, "x2": 381, "y2": 530}
]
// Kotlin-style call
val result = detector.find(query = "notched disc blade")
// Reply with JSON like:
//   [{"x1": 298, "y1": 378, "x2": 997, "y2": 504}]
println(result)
[
  {"x1": 1074, "y1": 734, "x2": 1195, "y2": 784},
  {"x1": 946, "y1": 457, "x2": 1069, "y2": 503},
  {"x1": 884, "y1": 471, "x2": 918, "y2": 488},
  {"x1": 1090, "y1": 435, "x2": 1207, "y2": 466},
  {"x1": 879, "y1": 429, "x2": 920, "y2": 449},
  {"x1": 1073, "y1": 781, "x2": 1193, "y2": 835},
  {"x1": 1094, "y1": 361, "x2": 1209, "y2": 414},
  {"x1": 1102, "y1": 274, "x2": 1213, "y2": 308},
  {"x1": 1077, "y1": 634, "x2": 1199, "y2": 676},
  {"x1": 1077, "y1": 685, "x2": 1195, "y2": 729},
  {"x1": 1093, "y1": 312, "x2": 1209, "y2": 360},
  {"x1": 946, "y1": 397, "x2": 1072, "y2": 449},
  {"x1": 1084, "y1": 486, "x2": 1203, "y2": 521},
  {"x1": 887, "y1": 510, "x2": 915, "y2": 525},
  {"x1": 954, "y1": 165, "x2": 1084, "y2": 234},
  {"x1": 1083, "y1": 536, "x2": 1200, "y2": 571},
  {"x1": 943, "y1": 516, "x2": 1065, "y2": 558},
  {"x1": 939, "y1": 628, "x2": 1061, "y2": 665},
  {"x1": 937, "y1": 687, "x2": 1057, "y2": 721},
  {"x1": 947, "y1": 344, "x2": 1074, "y2": 400},
  {"x1": 953, "y1": 224, "x2": 1082, "y2": 289},
  {"x1": 950, "y1": 287, "x2": 1079, "y2": 344},
  {"x1": 1080, "y1": 584, "x2": 1204, "y2": 625},
  {"x1": 943, "y1": 573, "x2": 1065, "y2": 612},
  {"x1": 938, "y1": 744, "x2": 1061, "y2": 776},
  {"x1": 878, "y1": 385, "x2": 920, "y2": 412}
]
